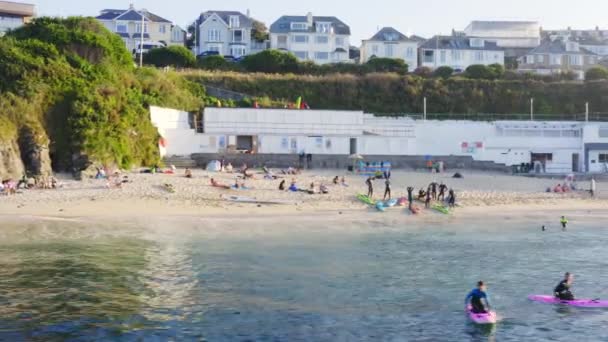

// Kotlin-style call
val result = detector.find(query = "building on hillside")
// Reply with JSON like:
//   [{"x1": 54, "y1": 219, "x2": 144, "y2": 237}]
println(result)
[
  {"x1": 360, "y1": 27, "x2": 420, "y2": 69},
  {"x1": 269, "y1": 13, "x2": 351, "y2": 64},
  {"x1": 517, "y1": 38, "x2": 600, "y2": 80},
  {"x1": 0, "y1": 0, "x2": 34, "y2": 35},
  {"x1": 463, "y1": 21, "x2": 541, "y2": 58},
  {"x1": 544, "y1": 28, "x2": 608, "y2": 56},
  {"x1": 95, "y1": 5, "x2": 186, "y2": 55},
  {"x1": 194, "y1": 10, "x2": 267, "y2": 58},
  {"x1": 419, "y1": 35, "x2": 504, "y2": 71},
  {"x1": 151, "y1": 106, "x2": 608, "y2": 173}
]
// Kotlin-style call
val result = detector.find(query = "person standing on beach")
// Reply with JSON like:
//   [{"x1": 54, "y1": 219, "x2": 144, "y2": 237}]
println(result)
[
  {"x1": 431, "y1": 182, "x2": 438, "y2": 200},
  {"x1": 560, "y1": 216, "x2": 568, "y2": 231},
  {"x1": 447, "y1": 189, "x2": 456, "y2": 207},
  {"x1": 383, "y1": 178, "x2": 391, "y2": 200},
  {"x1": 407, "y1": 187, "x2": 414, "y2": 210},
  {"x1": 438, "y1": 183, "x2": 448, "y2": 201},
  {"x1": 425, "y1": 186, "x2": 432, "y2": 209},
  {"x1": 366, "y1": 177, "x2": 374, "y2": 199},
  {"x1": 591, "y1": 178, "x2": 596, "y2": 197}
]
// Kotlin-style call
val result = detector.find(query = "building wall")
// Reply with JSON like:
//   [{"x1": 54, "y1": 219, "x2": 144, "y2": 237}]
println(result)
[
  {"x1": 198, "y1": 15, "x2": 252, "y2": 57},
  {"x1": 360, "y1": 40, "x2": 418, "y2": 68},
  {"x1": 420, "y1": 48, "x2": 505, "y2": 70},
  {"x1": 270, "y1": 32, "x2": 350, "y2": 64}
]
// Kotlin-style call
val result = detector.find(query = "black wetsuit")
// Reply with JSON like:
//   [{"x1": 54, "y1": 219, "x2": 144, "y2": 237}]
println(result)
[
  {"x1": 554, "y1": 280, "x2": 574, "y2": 300},
  {"x1": 407, "y1": 188, "x2": 414, "y2": 209},
  {"x1": 366, "y1": 178, "x2": 373, "y2": 198},
  {"x1": 384, "y1": 180, "x2": 391, "y2": 200},
  {"x1": 438, "y1": 184, "x2": 448, "y2": 201}
]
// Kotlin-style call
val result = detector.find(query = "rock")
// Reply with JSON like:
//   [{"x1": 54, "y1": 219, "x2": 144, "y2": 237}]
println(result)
[
  {"x1": 71, "y1": 153, "x2": 96, "y2": 180},
  {"x1": 17, "y1": 126, "x2": 52, "y2": 178},
  {"x1": 0, "y1": 139, "x2": 25, "y2": 180}
]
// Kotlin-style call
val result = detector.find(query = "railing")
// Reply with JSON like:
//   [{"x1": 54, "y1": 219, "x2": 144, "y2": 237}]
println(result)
[{"x1": 375, "y1": 112, "x2": 608, "y2": 122}]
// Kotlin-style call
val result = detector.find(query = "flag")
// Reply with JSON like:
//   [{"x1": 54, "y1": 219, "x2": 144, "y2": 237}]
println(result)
[{"x1": 295, "y1": 96, "x2": 302, "y2": 110}]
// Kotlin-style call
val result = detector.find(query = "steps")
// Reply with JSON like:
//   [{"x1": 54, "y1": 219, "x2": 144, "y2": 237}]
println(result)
[{"x1": 163, "y1": 156, "x2": 197, "y2": 168}]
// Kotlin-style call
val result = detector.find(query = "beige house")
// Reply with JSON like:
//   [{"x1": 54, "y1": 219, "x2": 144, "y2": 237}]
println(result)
[
  {"x1": 96, "y1": 5, "x2": 186, "y2": 55},
  {"x1": 360, "y1": 27, "x2": 421, "y2": 68},
  {"x1": 518, "y1": 38, "x2": 600, "y2": 80},
  {"x1": 0, "y1": 0, "x2": 35, "y2": 35}
]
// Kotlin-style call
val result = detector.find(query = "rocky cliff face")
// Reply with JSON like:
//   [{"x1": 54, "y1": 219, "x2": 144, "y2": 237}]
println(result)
[
  {"x1": 0, "y1": 140, "x2": 25, "y2": 180},
  {"x1": 18, "y1": 126, "x2": 52, "y2": 178}
]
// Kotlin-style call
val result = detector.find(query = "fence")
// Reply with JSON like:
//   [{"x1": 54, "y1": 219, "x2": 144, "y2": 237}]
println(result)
[{"x1": 377, "y1": 112, "x2": 608, "y2": 122}]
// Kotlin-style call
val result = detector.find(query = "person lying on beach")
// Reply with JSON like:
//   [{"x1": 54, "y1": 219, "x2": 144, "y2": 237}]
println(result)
[
  {"x1": 554, "y1": 184, "x2": 563, "y2": 193},
  {"x1": 279, "y1": 179, "x2": 286, "y2": 191},
  {"x1": 320, "y1": 184, "x2": 329, "y2": 194},
  {"x1": 185, "y1": 168, "x2": 192, "y2": 178},
  {"x1": 242, "y1": 167, "x2": 255, "y2": 179},
  {"x1": 210, "y1": 178, "x2": 230, "y2": 189}
]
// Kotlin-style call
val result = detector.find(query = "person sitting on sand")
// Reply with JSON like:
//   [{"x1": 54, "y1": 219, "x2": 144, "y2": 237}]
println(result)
[
  {"x1": 333, "y1": 176, "x2": 339, "y2": 185},
  {"x1": 341, "y1": 176, "x2": 348, "y2": 187},
  {"x1": 418, "y1": 189, "x2": 427, "y2": 201},
  {"x1": 554, "y1": 184, "x2": 563, "y2": 193},
  {"x1": 289, "y1": 182, "x2": 298, "y2": 192},
  {"x1": 320, "y1": 184, "x2": 329, "y2": 194},
  {"x1": 95, "y1": 168, "x2": 106, "y2": 179},
  {"x1": 279, "y1": 179, "x2": 286, "y2": 191},
  {"x1": 185, "y1": 168, "x2": 192, "y2": 178},
  {"x1": 224, "y1": 163, "x2": 234, "y2": 173}
]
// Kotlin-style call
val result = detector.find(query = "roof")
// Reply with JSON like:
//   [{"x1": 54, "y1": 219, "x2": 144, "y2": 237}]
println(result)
[
  {"x1": 419, "y1": 35, "x2": 502, "y2": 51},
  {"x1": 465, "y1": 20, "x2": 540, "y2": 38},
  {"x1": 96, "y1": 8, "x2": 172, "y2": 23},
  {"x1": 270, "y1": 15, "x2": 350, "y2": 35},
  {"x1": 525, "y1": 39, "x2": 598, "y2": 56},
  {"x1": 198, "y1": 10, "x2": 253, "y2": 27},
  {"x1": 0, "y1": 0, "x2": 35, "y2": 17},
  {"x1": 365, "y1": 27, "x2": 414, "y2": 42}
]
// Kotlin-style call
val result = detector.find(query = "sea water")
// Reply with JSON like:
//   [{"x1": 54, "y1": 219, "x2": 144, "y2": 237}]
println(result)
[{"x1": 0, "y1": 214, "x2": 607, "y2": 341}]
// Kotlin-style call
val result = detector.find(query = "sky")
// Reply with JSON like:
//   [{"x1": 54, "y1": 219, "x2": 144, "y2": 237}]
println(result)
[{"x1": 35, "y1": 0, "x2": 608, "y2": 43}]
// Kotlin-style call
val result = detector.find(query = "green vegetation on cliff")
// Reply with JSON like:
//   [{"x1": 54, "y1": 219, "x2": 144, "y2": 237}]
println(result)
[{"x1": 0, "y1": 17, "x2": 204, "y2": 174}]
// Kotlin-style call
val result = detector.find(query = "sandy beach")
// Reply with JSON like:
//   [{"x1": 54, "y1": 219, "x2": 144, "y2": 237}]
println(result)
[{"x1": 1, "y1": 168, "x2": 607, "y2": 220}]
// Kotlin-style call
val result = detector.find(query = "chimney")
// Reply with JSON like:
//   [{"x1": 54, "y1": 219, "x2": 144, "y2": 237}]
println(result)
[
  {"x1": 129, "y1": 3, "x2": 134, "y2": 10},
  {"x1": 307, "y1": 12, "x2": 313, "y2": 26},
  {"x1": 246, "y1": 9, "x2": 251, "y2": 18}
]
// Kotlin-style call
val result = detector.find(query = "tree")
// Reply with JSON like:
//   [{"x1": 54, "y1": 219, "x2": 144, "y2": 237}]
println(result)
[
  {"x1": 365, "y1": 57, "x2": 408, "y2": 74},
  {"x1": 240, "y1": 50, "x2": 299, "y2": 73},
  {"x1": 143, "y1": 45, "x2": 195, "y2": 68},
  {"x1": 585, "y1": 66, "x2": 608, "y2": 81},
  {"x1": 488, "y1": 63, "x2": 505, "y2": 79},
  {"x1": 185, "y1": 22, "x2": 196, "y2": 50},
  {"x1": 251, "y1": 19, "x2": 269, "y2": 42},
  {"x1": 465, "y1": 64, "x2": 498, "y2": 80},
  {"x1": 434, "y1": 66, "x2": 454, "y2": 79}
]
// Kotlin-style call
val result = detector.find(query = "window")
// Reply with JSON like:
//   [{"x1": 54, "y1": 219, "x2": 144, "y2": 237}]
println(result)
[
  {"x1": 599, "y1": 154, "x2": 608, "y2": 163},
  {"x1": 316, "y1": 36, "x2": 328, "y2": 44},
  {"x1": 526, "y1": 55, "x2": 534, "y2": 64},
  {"x1": 423, "y1": 50, "x2": 434, "y2": 63},
  {"x1": 598, "y1": 127, "x2": 608, "y2": 137},
  {"x1": 451, "y1": 50, "x2": 461, "y2": 61},
  {"x1": 229, "y1": 16, "x2": 240, "y2": 28},
  {"x1": 470, "y1": 38, "x2": 484, "y2": 48},
  {"x1": 475, "y1": 51, "x2": 484, "y2": 61},
  {"x1": 294, "y1": 51, "x2": 309, "y2": 60},
  {"x1": 551, "y1": 54, "x2": 562, "y2": 65},
  {"x1": 277, "y1": 35, "x2": 288, "y2": 46},
  {"x1": 316, "y1": 23, "x2": 331, "y2": 33},
  {"x1": 440, "y1": 50, "x2": 446, "y2": 63},
  {"x1": 231, "y1": 46, "x2": 246, "y2": 57},
  {"x1": 406, "y1": 47, "x2": 414, "y2": 58},
  {"x1": 314, "y1": 51, "x2": 329, "y2": 60},
  {"x1": 233, "y1": 30, "x2": 243, "y2": 43},
  {"x1": 159, "y1": 25, "x2": 166, "y2": 34},
  {"x1": 569, "y1": 55, "x2": 581, "y2": 65},
  {"x1": 208, "y1": 29, "x2": 221, "y2": 42},
  {"x1": 292, "y1": 35, "x2": 309, "y2": 43},
  {"x1": 135, "y1": 23, "x2": 148, "y2": 33},
  {"x1": 372, "y1": 45, "x2": 379, "y2": 55},
  {"x1": 291, "y1": 22, "x2": 307, "y2": 30},
  {"x1": 385, "y1": 44, "x2": 394, "y2": 57},
  {"x1": 116, "y1": 24, "x2": 127, "y2": 33},
  {"x1": 335, "y1": 37, "x2": 345, "y2": 47},
  {"x1": 535, "y1": 55, "x2": 545, "y2": 63}
]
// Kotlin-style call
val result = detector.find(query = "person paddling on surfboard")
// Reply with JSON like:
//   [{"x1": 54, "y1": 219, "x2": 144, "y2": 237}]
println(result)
[
  {"x1": 554, "y1": 272, "x2": 575, "y2": 300},
  {"x1": 465, "y1": 281, "x2": 491, "y2": 313}
]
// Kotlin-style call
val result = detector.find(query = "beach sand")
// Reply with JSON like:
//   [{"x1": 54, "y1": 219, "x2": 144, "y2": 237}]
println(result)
[{"x1": 1, "y1": 168, "x2": 607, "y2": 221}]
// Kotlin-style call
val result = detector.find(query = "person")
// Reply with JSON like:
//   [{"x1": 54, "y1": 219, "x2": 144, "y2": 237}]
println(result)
[
  {"x1": 288, "y1": 182, "x2": 298, "y2": 192},
  {"x1": 438, "y1": 183, "x2": 448, "y2": 201},
  {"x1": 447, "y1": 189, "x2": 456, "y2": 207},
  {"x1": 591, "y1": 178, "x2": 596, "y2": 197},
  {"x1": 333, "y1": 176, "x2": 339, "y2": 185},
  {"x1": 554, "y1": 272, "x2": 575, "y2": 300},
  {"x1": 407, "y1": 187, "x2": 414, "y2": 210},
  {"x1": 425, "y1": 186, "x2": 431, "y2": 209},
  {"x1": 366, "y1": 177, "x2": 374, "y2": 199},
  {"x1": 224, "y1": 163, "x2": 233, "y2": 173},
  {"x1": 560, "y1": 216, "x2": 568, "y2": 230},
  {"x1": 341, "y1": 176, "x2": 348, "y2": 187},
  {"x1": 279, "y1": 179, "x2": 286, "y2": 191},
  {"x1": 95, "y1": 168, "x2": 106, "y2": 179},
  {"x1": 320, "y1": 184, "x2": 329, "y2": 194},
  {"x1": 465, "y1": 281, "x2": 491, "y2": 313},
  {"x1": 542, "y1": 225, "x2": 546, "y2": 231},
  {"x1": 17, "y1": 174, "x2": 28, "y2": 189},
  {"x1": 431, "y1": 182, "x2": 438, "y2": 200},
  {"x1": 384, "y1": 178, "x2": 391, "y2": 200},
  {"x1": 185, "y1": 168, "x2": 192, "y2": 178},
  {"x1": 418, "y1": 188, "x2": 427, "y2": 201},
  {"x1": 309, "y1": 182, "x2": 316, "y2": 194}
]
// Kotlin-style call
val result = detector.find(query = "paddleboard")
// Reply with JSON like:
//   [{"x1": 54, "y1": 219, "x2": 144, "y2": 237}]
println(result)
[
  {"x1": 432, "y1": 204, "x2": 450, "y2": 214},
  {"x1": 357, "y1": 194, "x2": 375, "y2": 206},
  {"x1": 528, "y1": 295, "x2": 608, "y2": 308},
  {"x1": 466, "y1": 305, "x2": 497, "y2": 324},
  {"x1": 397, "y1": 197, "x2": 408, "y2": 206},
  {"x1": 385, "y1": 199, "x2": 398, "y2": 207},
  {"x1": 375, "y1": 201, "x2": 386, "y2": 212}
]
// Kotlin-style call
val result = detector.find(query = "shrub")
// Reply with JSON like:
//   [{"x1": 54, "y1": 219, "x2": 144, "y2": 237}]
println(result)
[
  {"x1": 365, "y1": 57, "x2": 408, "y2": 74},
  {"x1": 143, "y1": 45, "x2": 195, "y2": 68},
  {"x1": 585, "y1": 66, "x2": 608, "y2": 81},
  {"x1": 240, "y1": 50, "x2": 299, "y2": 73},
  {"x1": 434, "y1": 66, "x2": 454, "y2": 79}
]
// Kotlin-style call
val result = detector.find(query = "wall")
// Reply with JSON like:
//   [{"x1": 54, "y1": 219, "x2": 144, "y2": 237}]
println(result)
[{"x1": 258, "y1": 135, "x2": 350, "y2": 155}]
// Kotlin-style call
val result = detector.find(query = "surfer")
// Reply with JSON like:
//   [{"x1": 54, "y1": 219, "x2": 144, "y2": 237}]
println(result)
[
  {"x1": 438, "y1": 183, "x2": 448, "y2": 201},
  {"x1": 447, "y1": 189, "x2": 456, "y2": 207},
  {"x1": 430, "y1": 182, "x2": 438, "y2": 200},
  {"x1": 425, "y1": 186, "x2": 431, "y2": 209},
  {"x1": 554, "y1": 272, "x2": 575, "y2": 300},
  {"x1": 366, "y1": 177, "x2": 374, "y2": 199},
  {"x1": 407, "y1": 187, "x2": 414, "y2": 210},
  {"x1": 465, "y1": 281, "x2": 491, "y2": 313},
  {"x1": 383, "y1": 178, "x2": 391, "y2": 200},
  {"x1": 560, "y1": 216, "x2": 568, "y2": 230}
]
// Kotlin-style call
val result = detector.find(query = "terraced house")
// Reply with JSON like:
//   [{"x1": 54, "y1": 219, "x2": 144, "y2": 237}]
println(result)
[
  {"x1": 419, "y1": 34, "x2": 505, "y2": 72},
  {"x1": 270, "y1": 13, "x2": 351, "y2": 64},
  {"x1": 517, "y1": 38, "x2": 600, "y2": 80},
  {"x1": 95, "y1": 5, "x2": 186, "y2": 55},
  {"x1": 0, "y1": 0, "x2": 35, "y2": 35}
]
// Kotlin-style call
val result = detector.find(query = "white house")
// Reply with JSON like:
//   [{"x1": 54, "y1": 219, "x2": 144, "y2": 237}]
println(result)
[
  {"x1": 419, "y1": 35, "x2": 505, "y2": 71},
  {"x1": 151, "y1": 106, "x2": 608, "y2": 173},
  {"x1": 360, "y1": 27, "x2": 420, "y2": 69},
  {"x1": 517, "y1": 38, "x2": 600, "y2": 80},
  {"x1": 0, "y1": 0, "x2": 34, "y2": 35},
  {"x1": 269, "y1": 13, "x2": 351, "y2": 64},
  {"x1": 464, "y1": 20, "x2": 541, "y2": 57},
  {"x1": 96, "y1": 5, "x2": 185, "y2": 54},
  {"x1": 544, "y1": 28, "x2": 608, "y2": 56},
  {"x1": 196, "y1": 10, "x2": 264, "y2": 58}
]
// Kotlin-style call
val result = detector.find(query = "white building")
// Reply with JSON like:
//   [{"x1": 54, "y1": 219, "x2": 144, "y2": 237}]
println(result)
[
  {"x1": 0, "y1": 0, "x2": 34, "y2": 35},
  {"x1": 151, "y1": 106, "x2": 608, "y2": 173},
  {"x1": 269, "y1": 13, "x2": 350, "y2": 64},
  {"x1": 195, "y1": 10, "x2": 265, "y2": 58},
  {"x1": 464, "y1": 21, "x2": 540, "y2": 57},
  {"x1": 544, "y1": 28, "x2": 608, "y2": 56},
  {"x1": 360, "y1": 27, "x2": 420, "y2": 69},
  {"x1": 419, "y1": 35, "x2": 505, "y2": 71}
]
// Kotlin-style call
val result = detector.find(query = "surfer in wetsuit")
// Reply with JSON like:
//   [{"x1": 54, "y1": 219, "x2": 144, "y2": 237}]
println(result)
[
  {"x1": 384, "y1": 179, "x2": 391, "y2": 200},
  {"x1": 465, "y1": 281, "x2": 491, "y2": 313},
  {"x1": 438, "y1": 183, "x2": 448, "y2": 201},
  {"x1": 407, "y1": 187, "x2": 414, "y2": 210},
  {"x1": 366, "y1": 177, "x2": 374, "y2": 199},
  {"x1": 554, "y1": 272, "x2": 575, "y2": 300},
  {"x1": 560, "y1": 216, "x2": 568, "y2": 231}
]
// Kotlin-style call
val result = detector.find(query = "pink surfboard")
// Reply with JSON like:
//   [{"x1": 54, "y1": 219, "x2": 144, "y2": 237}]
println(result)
[
  {"x1": 528, "y1": 295, "x2": 608, "y2": 308},
  {"x1": 466, "y1": 305, "x2": 497, "y2": 324}
]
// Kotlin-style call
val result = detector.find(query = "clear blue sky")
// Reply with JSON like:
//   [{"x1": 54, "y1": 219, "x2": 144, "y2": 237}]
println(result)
[{"x1": 36, "y1": 0, "x2": 608, "y2": 43}]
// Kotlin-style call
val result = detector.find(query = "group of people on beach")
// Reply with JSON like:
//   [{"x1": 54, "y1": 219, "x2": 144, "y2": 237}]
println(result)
[
  {"x1": 0, "y1": 174, "x2": 58, "y2": 195},
  {"x1": 365, "y1": 174, "x2": 457, "y2": 208}
]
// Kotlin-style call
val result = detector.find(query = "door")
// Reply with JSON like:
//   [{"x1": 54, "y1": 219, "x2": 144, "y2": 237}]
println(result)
[
  {"x1": 572, "y1": 153, "x2": 579, "y2": 173},
  {"x1": 350, "y1": 138, "x2": 357, "y2": 155}
]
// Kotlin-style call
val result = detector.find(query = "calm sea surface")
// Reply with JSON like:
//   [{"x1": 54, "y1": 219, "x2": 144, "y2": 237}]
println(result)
[{"x1": 0, "y1": 215, "x2": 607, "y2": 341}]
